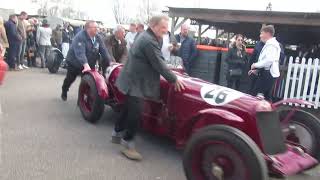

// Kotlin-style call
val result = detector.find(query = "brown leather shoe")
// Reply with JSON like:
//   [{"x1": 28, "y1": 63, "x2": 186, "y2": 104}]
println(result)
[{"x1": 121, "y1": 148, "x2": 143, "y2": 161}]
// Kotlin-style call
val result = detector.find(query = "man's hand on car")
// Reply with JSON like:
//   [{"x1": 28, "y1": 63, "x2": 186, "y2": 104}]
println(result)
[
  {"x1": 174, "y1": 79, "x2": 185, "y2": 92},
  {"x1": 82, "y1": 63, "x2": 91, "y2": 73}
]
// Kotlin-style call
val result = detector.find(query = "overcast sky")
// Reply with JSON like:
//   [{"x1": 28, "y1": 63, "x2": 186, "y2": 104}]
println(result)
[{"x1": 1, "y1": 0, "x2": 320, "y2": 25}]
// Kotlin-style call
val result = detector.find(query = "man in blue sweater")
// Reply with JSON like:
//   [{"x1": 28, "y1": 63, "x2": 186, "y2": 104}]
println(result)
[{"x1": 5, "y1": 15, "x2": 22, "y2": 70}]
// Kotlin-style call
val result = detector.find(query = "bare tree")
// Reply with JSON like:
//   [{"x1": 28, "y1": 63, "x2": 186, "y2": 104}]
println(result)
[
  {"x1": 37, "y1": 0, "x2": 49, "y2": 16},
  {"x1": 33, "y1": 0, "x2": 88, "y2": 19},
  {"x1": 112, "y1": 0, "x2": 131, "y2": 24},
  {"x1": 136, "y1": 0, "x2": 160, "y2": 24},
  {"x1": 48, "y1": 6, "x2": 59, "y2": 16}
]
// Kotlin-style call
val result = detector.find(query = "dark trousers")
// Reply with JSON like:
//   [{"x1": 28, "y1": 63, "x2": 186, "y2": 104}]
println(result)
[
  {"x1": 6, "y1": 43, "x2": 20, "y2": 69},
  {"x1": 62, "y1": 65, "x2": 82, "y2": 93},
  {"x1": 114, "y1": 95, "x2": 143, "y2": 141},
  {"x1": 254, "y1": 70, "x2": 276, "y2": 100},
  {"x1": 183, "y1": 61, "x2": 191, "y2": 75},
  {"x1": 18, "y1": 40, "x2": 27, "y2": 66},
  {"x1": 248, "y1": 74, "x2": 258, "y2": 95},
  {"x1": 227, "y1": 76, "x2": 241, "y2": 90},
  {"x1": 39, "y1": 45, "x2": 51, "y2": 67}
]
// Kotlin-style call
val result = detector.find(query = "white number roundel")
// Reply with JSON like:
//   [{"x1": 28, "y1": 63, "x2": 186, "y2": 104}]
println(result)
[{"x1": 200, "y1": 85, "x2": 244, "y2": 106}]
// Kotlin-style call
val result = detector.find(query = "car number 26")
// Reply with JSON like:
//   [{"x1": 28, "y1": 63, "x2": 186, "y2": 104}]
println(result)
[{"x1": 200, "y1": 85, "x2": 243, "y2": 106}]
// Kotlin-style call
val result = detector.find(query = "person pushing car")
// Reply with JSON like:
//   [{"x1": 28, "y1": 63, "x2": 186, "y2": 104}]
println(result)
[
  {"x1": 61, "y1": 20, "x2": 111, "y2": 101},
  {"x1": 111, "y1": 15, "x2": 185, "y2": 161}
]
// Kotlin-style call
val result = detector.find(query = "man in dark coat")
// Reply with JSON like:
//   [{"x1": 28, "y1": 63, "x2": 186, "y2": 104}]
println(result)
[
  {"x1": 61, "y1": 20, "x2": 111, "y2": 101},
  {"x1": 5, "y1": 15, "x2": 22, "y2": 70},
  {"x1": 104, "y1": 25, "x2": 128, "y2": 63},
  {"x1": 248, "y1": 41, "x2": 265, "y2": 95},
  {"x1": 175, "y1": 24, "x2": 197, "y2": 74},
  {"x1": 112, "y1": 15, "x2": 185, "y2": 161}
]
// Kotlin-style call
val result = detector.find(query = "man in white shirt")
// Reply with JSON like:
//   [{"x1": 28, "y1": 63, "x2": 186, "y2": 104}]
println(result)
[
  {"x1": 125, "y1": 23, "x2": 137, "y2": 51},
  {"x1": 249, "y1": 25, "x2": 281, "y2": 100},
  {"x1": 161, "y1": 32, "x2": 172, "y2": 62},
  {"x1": 36, "y1": 19, "x2": 52, "y2": 68}
]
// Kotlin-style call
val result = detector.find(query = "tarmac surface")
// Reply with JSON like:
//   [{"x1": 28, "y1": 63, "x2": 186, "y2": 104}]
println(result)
[{"x1": 0, "y1": 68, "x2": 320, "y2": 180}]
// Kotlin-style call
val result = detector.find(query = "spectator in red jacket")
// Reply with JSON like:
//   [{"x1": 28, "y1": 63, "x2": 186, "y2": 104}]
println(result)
[{"x1": 0, "y1": 46, "x2": 8, "y2": 85}]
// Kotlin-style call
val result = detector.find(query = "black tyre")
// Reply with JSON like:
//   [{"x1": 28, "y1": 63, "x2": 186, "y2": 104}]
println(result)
[
  {"x1": 279, "y1": 109, "x2": 320, "y2": 160},
  {"x1": 183, "y1": 125, "x2": 268, "y2": 180},
  {"x1": 78, "y1": 74, "x2": 104, "y2": 123},
  {"x1": 47, "y1": 51, "x2": 62, "y2": 73}
]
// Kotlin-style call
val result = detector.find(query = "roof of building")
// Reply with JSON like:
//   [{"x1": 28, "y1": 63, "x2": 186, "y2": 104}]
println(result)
[{"x1": 168, "y1": 7, "x2": 320, "y2": 45}]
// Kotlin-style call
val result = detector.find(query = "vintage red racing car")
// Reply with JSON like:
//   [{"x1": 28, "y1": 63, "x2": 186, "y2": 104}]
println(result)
[{"x1": 77, "y1": 63, "x2": 320, "y2": 180}]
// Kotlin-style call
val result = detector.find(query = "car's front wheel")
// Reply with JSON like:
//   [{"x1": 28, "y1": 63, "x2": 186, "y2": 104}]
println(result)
[
  {"x1": 279, "y1": 109, "x2": 320, "y2": 161},
  {"x1": 183, "y1": 125, "x2": 268, "y2": 180},
  {"x1": 78, "y1": 74, "x2": 104, "y2": 123}
]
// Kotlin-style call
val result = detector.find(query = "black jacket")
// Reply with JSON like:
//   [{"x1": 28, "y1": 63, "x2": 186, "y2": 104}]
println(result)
[
  {"x1": 116, "y1": 28, "x2": 177, "y2": 100},
  {"x1": 27, "y1": 30, "x2": 36, "y2": 48},
  {"x1": 66, "y1": 30, "x2": 111, "y2": 69},
  {"x1": 5, "y1": 19, "x2": 21, "y2": 45},
  {"x1": 226, "y1": 45, "x2": 248, "y2": 72},
  {"x1": 62, "y1": 29, "x2": 71, "y2": 43}
]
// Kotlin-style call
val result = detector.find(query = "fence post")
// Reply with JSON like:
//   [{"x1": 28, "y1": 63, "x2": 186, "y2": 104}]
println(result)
[
  {"x1": 301, "y1": 58, "x2": 313, "y2": 108},
  {"x1": 289, "y1": 57, "x2": 300, "y2": 106},
  {"x1": 308, "y1": 58, "x2": 319, "y2": 108},
  {"x1": 295, "y1": 58, "x2": 306, "y2": 106},
  {"x1": 315, "y1": 58, "x2": 320, "y2": 109},
  {"x1": 283, "y1": 57, "x2": 294, "y2": 103}
]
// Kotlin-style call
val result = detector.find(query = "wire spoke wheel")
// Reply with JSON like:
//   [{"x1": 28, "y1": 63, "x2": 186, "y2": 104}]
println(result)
[{"x1": 183, "y1": 125, "x2": 268, "y2": 180}]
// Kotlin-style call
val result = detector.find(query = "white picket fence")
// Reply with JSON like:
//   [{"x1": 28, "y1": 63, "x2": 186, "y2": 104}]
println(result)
[{"x1": 283, "y1": 57, "x2": 320, "y2": 109}]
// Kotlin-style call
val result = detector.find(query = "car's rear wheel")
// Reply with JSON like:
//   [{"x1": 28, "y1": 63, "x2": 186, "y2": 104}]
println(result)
[
  {"x1": 78, "y1": 74, "x2": 104, "y2": 123},
  {"x1": 47, "y1": 51, "x2": 62, "y2": 73},
  {"x1": 183, "y1": 125, "x2": 268, "y2": 180},
  {"x1": 279, "y1": 109, "x2": 320, "y2": 160}
]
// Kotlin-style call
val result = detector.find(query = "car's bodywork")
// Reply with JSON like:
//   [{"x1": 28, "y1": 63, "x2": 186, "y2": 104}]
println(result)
[{"x1": 81, "y1": 63, "x2": 318, "y2": 178}]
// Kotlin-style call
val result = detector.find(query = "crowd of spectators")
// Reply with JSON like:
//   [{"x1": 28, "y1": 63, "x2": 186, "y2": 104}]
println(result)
[
  {"x1": 0, "y1": 11, "x2": 81, "y2": 71},
  {"x1": 0, "y1": 12, "x2": 42, "y2": 70}
]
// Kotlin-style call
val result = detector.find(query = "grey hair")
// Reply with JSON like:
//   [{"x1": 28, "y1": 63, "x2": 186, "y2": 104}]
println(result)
[
  {"x1": 84, "y1": 20, "x2": 97, "y2": 29},
  {"x1": 261, "y1": 25, "x2": 275, "y2": 36},
  {"x1": 113, "y1": 25, "x2": 125, "y2": 34},
  {"x1": 181, "y1": 23, "x2": 189, "y2": 29},
  {"x1": 149, "y1": 14, "x2": 169, "y2": 27}
]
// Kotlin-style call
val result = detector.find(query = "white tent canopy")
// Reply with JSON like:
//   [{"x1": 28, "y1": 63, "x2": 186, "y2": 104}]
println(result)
[{"x1": 46, "y1": 16, "x2": 86, "y2": 28}]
